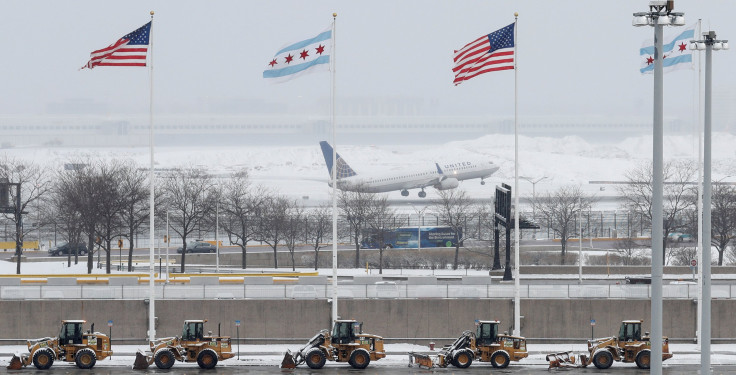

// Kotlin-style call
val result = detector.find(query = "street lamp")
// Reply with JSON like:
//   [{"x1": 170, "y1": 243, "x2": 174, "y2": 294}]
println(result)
[
  {"x1": 408, "y1": 204, "x2": 427, "y2": 251},
  {"x1": 520, "y1": 176, "x2": 548, "y2": 239},
  {"x1": 690, "y1": 29, "x2": 728, "y2": 374},
  {"x1": 632, "y1": 2, "x2": 685, "y2": 374}
]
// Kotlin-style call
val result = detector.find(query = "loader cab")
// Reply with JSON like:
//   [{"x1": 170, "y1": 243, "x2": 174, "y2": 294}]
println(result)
[
  {"x1": 59, "y1": 320, "x2": 85, "y2": 345},
  {"x1": 182, "y1": 320, "x2": 205, "y2": 342},
  {"x1": 476, "y1": 320, "x2": 500, "y2": 346},
  {"x1": 332, "y1": 320, "x2": 362, "y2": 344},
  {"x1": 618, "y1": 320, "x2": 643, "y2": 342}
]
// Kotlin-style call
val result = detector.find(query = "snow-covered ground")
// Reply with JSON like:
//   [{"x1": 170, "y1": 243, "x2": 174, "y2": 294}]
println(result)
[
  {"x1": 4, "y1": 133, "x2": 736, "y2": 204},
  {"x1": 0, "y1": 257, "x2": 728, "y2": 280}
]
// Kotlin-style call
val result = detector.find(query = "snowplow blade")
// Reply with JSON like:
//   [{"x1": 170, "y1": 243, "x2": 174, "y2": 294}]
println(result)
[
  {"x1": 132, "y1": 350, "x2": 152, "y2": 370},
  {"x1": 408, "y1": 352, "x2": 434, "y2": 369},
  {"x1": 546, "y1": 351, "x2": 581, "y2": 368},
  {"x1": 6, "y1": 354, "x2": 24, "y2": 370},
  {"x1": 281, "y1": 350, "x2": 297, "y2": 369}
]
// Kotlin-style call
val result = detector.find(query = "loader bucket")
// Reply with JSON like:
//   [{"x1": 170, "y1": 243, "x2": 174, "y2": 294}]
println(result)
[
  {"x1": 546, "y1": 351, "x2": 578, "y2": 368},
  {"x1": 132, "y1": 350, "x2": 152, "y2": 370},
  {"x1": 408, "y1": 352, "x2": 434, "y2": 369},
  {"x1": 6, "y1": 354, "x2": 24, "y2": 370},
  {"x1": 280, "y1": 350, "x2": 296, "y2": 369}
]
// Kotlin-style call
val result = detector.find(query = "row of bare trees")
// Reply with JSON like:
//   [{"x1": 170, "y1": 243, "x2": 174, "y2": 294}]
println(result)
[{"x1": 3, "y1": 157, "x2": 736, "y2": 274}]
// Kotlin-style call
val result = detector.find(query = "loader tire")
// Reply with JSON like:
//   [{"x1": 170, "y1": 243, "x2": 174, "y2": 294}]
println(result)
[
  {"x1": 491, "y1": 350, "x2": 510, "y2": 369},
  {"x1": 75, "y1": 348, "x2": 97, "y2": 369},
  {"x1": 32, "y1": 348, "x2": 54, "y2": 370},
  {"x1": 453, "y1": 349, "x2": 473, "y2": 369},
  {"x1": 154, "y1": 348, "x2": 176, "y2": 369},
  {"x1": 305, "y1": 348, "x2": 326, "y2": 369},
  {"x1": 348, "y1": 348, "x2": 371, "y2": 369},
  {"x1": 196, "y1": 349, "x2": 218, "y2": 369},
  {"x1": 592, "y1": 350, "x2": 614, "y2": 369},
  {"x1": 635, "y1": 349, "x2": 651, "y2": 369}
]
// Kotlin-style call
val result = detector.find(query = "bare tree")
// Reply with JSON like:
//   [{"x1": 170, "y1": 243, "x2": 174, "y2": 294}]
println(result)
[
  {"x1": 117, "y1": 164, "x2": 150, "y2": 272},
  {"x1": 45, "y1": 190, "x2": 84, "y2": 267},
  {"x1": 364, "y1": 195, "x2": 393, "y2": 274},
  {"x1": 304, "y1": 204, "x2": 333, "y2": 270},
  {"x1": 617, "y1": 160, "x2": 697, "y2": 264},
  {"x1": 220, "y1": 170, "x2": 270, "y2": 269},
  {"x1": 710, "y1": 184, "x2": 736, "y2": 265},
  {"x1": 0, "y1": 158, "x2": 50, "y2": 274},
  {"x1": 283, "y1": 203, "x2": 304, "y2": 271},
  {"x1": 55, "y1": 160, "x2": 105, "y2": 274},
  {"x1": 535, "y1": 185, "x2": 592, "y2": 265},
  {"x1": 92, "y1": 160, "x2": 128, "y2": 274},
  {"x1": 339, "y1": 186, "x2": 380, "y2": 268},
  {"x1": 258, "y1": 195, "x2": 293, "y2": 268},
  {"x1": 161, "y1": 167, "x2": 217, "y2": 273},
  {"x1": 614, "y1": 237, "x2": 642, "y2": 266},
  {"x1": 432, "y1": 189, "x2": 476, "y2": 270},
  {"x1": 671, "y1": 246, "x2": 698, "y2": 266}
]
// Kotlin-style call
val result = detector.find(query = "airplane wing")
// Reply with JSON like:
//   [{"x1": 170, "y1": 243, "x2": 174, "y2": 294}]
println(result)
[
  {"x1": 406, "y1": 163, "x2": 444, "y2": 189},
  {"x1": 406, "y1": 177, "x2": 440, "y2": 190}
]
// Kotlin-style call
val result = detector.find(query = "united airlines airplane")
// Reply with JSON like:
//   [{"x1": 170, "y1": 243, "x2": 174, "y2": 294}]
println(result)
[{"x1": 319, "y1": 141, "x2": 499, "y2": 198}]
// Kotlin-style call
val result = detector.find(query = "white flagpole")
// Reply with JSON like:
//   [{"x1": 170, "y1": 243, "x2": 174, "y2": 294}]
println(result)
[
  {"x1": 513, "y1": 12, "x2": 521, "y2": 337},
  {"x1": 147, "y1": 10, "x2": 156, "y2": 342},
  {"x1": 330, "y1": 13, "x2": 339, "y2": 324},
  {"x1": 696, "y1": 18, "x2": 703, "y2": 347}
]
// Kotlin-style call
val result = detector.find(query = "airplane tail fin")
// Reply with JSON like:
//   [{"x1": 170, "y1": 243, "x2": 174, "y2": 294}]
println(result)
[{"x1": 319, "y1": 141, "x2": 357, "y2": 179}]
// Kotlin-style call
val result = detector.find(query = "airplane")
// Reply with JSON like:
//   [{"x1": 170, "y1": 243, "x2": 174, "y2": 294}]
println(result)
[{"x1": 319, "y1": 141, "x2": 499, "y2": 198}]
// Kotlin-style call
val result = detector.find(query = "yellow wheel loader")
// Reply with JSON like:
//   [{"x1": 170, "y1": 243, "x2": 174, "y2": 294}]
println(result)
[
  {"x1": 133, "y1": 320, "x2": 234, "y2": 370},
  {"x1": 6, "y1": 320, "x2": 112, "y2": 370},
  {"x1": 408, "y1": 320, "x2": 528, "y2": 369},
  {"x1": 281, "y1": 320, "x2": 386, "y2": 369},
  {"x1": 546, "y1": 319, "x2": 673, "y2": 369}
]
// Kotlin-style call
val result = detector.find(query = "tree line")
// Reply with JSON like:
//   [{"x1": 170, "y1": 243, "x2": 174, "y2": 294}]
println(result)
[{"x1": 2, "y1": 157, "x2": 736, "y2": 274}]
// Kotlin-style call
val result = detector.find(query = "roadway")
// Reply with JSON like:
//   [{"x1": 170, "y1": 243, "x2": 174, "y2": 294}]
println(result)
[
  {"x1": 0, "y1": 364, "x2": 720, "y2": 374},
  {"x1": 5, "y1": 237, "x2": 697, "y2": 260}
]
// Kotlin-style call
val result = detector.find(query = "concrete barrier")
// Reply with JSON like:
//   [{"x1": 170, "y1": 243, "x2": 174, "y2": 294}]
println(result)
[
  {"x1": 461, "y1": 276, "x2": 493, "y2": 285},
  {"x1": 46, "y1": 278, "x2": 77, "y2": 286},
  {"x1": 243, "y1": 277, "x2": 273, "y2": 285},
  {"x1": 298, "y1": 276, "x2": 328, "y2": 285},
  {"x1": 0, "y1": 278, "x2": 21, "y2": 286},
  {"x1": 108, "y1": 277, "x2": 139, "y2": 286},
  {"x1": 0, "y1": 299, "x2": 734, "y2": 342},
  {"x1": 189, "y1": 277, "x2": 220, "y2": 285},
  {"x1": 352, "y1": 276, "x2": 383, "y2": 284}
]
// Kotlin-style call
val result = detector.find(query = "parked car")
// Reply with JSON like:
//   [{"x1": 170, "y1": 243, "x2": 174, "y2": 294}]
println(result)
[
  {"x1": 176, "y1": 241, "x2": 217, "y2": 254},
  {"x1": 668, "y1": 232, "x2": 694, "y2": 242},
  {"x1": 48, "y1": 242, "x2": 88, "y2": 256}
]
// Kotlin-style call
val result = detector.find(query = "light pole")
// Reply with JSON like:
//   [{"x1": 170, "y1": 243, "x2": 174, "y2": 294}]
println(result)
[
  {"x1": 408, "y1": 204, "x2": 427, "y2": 251},
  {"x1": 690, "y1": 30, "x2": 728, "y2": 375},
  {"x1": 632, "y1": 2, "x2": 685, "y2": 374},
  {"x1": 520, "y1": 176, "x2": 547, "y2": 239},
  {"x1": 578, "y1": 196, "x2": 583, "y2": 284}
]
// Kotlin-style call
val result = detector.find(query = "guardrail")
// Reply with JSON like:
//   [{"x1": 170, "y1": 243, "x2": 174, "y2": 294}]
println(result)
[{"x1": 1, "y1": 283, "x2": 733, "y2": 300}]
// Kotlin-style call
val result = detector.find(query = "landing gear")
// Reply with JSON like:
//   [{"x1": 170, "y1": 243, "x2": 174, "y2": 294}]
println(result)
[
  {"x1": 418, "y1": 190, "x2": 426, "y2": 198},
  {"x1": 401, "y1": 190, "x2": 409, "y2": 197},
  {"x1": 481, "y1": 179, "x2": 486, "y2": 185}
]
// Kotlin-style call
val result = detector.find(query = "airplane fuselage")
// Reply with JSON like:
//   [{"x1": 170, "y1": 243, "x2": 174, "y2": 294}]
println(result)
[{"x1": 329, "y1": 159, "x2": 499, "y2": 193}]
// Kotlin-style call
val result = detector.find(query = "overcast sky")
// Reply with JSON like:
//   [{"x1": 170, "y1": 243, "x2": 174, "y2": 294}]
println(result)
[{"x1": 1, "y1": 0, "x2": 734, "y2": 121}]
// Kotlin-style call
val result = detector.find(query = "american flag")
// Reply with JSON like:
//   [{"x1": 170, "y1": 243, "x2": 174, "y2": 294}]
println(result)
[
  {"x1": 82, "y1": 21, "x2": 151, "y2": 69},
  {"x1": 453, "y1": 23, "x2": 515, "y2": 85}
]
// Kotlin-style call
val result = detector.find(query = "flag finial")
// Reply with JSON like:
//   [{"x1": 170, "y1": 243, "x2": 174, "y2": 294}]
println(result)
[
  {"x1": 333, "y1": 13, "x2": 337, "y2": 18},
  {"x1": 514, "y1": 12, "x2": 518, "y2": 17},
  {"x1": 150, "y1": 10, "x2": 154, "y2": 16}
]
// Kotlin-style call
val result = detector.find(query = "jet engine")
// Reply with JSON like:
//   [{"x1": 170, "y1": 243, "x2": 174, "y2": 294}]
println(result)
[{"x1": 434, "y1": 177, "x2": 459, "y2": 190}]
